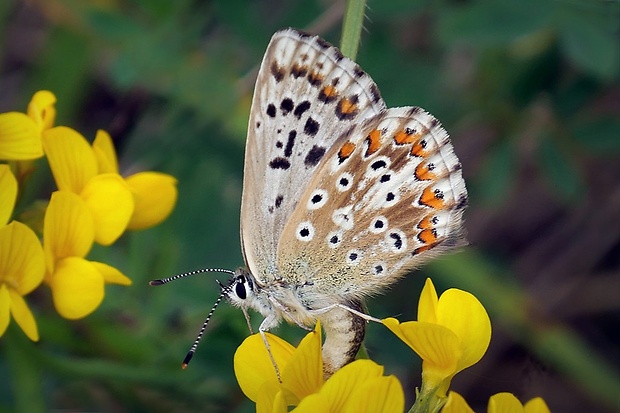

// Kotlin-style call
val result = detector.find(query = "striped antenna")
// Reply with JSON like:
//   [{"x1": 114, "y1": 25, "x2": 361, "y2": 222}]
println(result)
[
  {"x1": 149, "y1": 268, "x2": 236, "y2": 286},
  {"x1": 149, "y1": 268, "x2": 236, "y2": 369}
]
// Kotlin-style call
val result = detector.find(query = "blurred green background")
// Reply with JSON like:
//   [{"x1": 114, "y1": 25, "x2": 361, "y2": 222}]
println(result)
[{"x1": 1, "y1": 0, "x2": 619, "y2": 412}]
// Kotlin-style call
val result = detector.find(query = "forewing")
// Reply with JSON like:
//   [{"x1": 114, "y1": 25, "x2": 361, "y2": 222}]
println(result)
[
  {"x1": 278, "y1": 106, "x2": 468, "y2": 299},
  {"x1": 241, "y1": 28, "x2": 386, "y2": 283}
]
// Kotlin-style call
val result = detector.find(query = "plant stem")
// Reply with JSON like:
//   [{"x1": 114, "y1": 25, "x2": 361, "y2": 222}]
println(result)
[{"x1": 339, "y1": 0, "x2": 367, "y2": 60}]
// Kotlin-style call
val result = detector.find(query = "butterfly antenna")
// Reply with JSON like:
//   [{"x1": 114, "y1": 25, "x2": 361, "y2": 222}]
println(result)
[
  {"x1": 149, "y1": 268, "x2": 236, "y2": 286},
  {"x1": 149, "y1": 268, "x2": 236, "y2": 369},
  {"x1": 181, "y1": 287, "x2": 226, "y2": 369}
]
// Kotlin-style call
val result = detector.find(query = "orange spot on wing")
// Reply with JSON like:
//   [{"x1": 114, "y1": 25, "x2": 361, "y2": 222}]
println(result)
[
  {"x1": 338, "y1": 141, "x2": 356, "y2": 162},
  {"x1": 365, "y1": 129, "x2": 382, "y2": 157},
  {"x1": 412, "y1": 243, "x2": 437, "y2": 255},
  {"x1": 394, "y1": 130, "x2": 420, "y2": 145},
  {"x1": 418, "y1": 229, "x2": 438, "y2": 244},
  {"x1": 338, "y1": 98, "x2": 358, "y2": 115},
  {"x1": 419, "y1": 186, "x2": 445, "y2": 209},
  {"x1": 410, "y1": 140, "x2": 427, "y2": 157},
  {"x1": 417, "y1": 215, "x2": 434, "y2": 230},
  {"x1": 319, "y1": 85, "x2": 338, "y2": 103},
  {"x1": 414, "y1": 163, "x2": 435, "y2": 181}
]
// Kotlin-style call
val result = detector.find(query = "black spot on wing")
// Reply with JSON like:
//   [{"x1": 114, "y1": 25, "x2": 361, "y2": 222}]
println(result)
[
  {"x1": 275, "y1": 195, "x2": 284, "y2": 208},
  {"x1": 304, "y1": 145, "x2": 326, "y2": 167},
  {"x1": 269, "y1": 157, "x2": 290, "y2": 170},
  {"x1": 270, "y1": 62, "x2": 284, "y2": 82},
  {"x1": 285, "y1": 130, "x2": 296, "y2": 157},
  {"x1": 266, "y1": 104, "x2": 276, "y2": 118},
  {"x1": 304, "y1": 117, "x2": 319, "y2": 136},
  {"x1": 280, "y1": 98, "x2": 294, "y2": 115},
  {"x1": 294, "y1": 101, "x2": 311, "y2": 119}
]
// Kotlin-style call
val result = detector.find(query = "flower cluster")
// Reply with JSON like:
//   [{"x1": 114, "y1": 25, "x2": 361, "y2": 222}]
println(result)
[
  {"x1": 234, "y1": 322, "x2": 404, "y2": 413},
  {"x1": 0, "y1": 90, "x2": 177, "y2": 340},
  {"x1": 233, "y1": 278, "x2": 551, "y2": 412}
]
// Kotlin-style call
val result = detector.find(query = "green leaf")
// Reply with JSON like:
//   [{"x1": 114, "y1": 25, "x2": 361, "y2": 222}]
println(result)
[
  {"x1": 437, "y1": 0, "x2": 553, "y2": 48},
  {"x1": 556, "y1": 3, "x2": 620, "y2": 80},
  {"x1": 571, "y1": 118, "x2": 620, "y2": 153},
  {"x1": 475, "y1": 139, "x2": 515, "y2": 203},
  {"x1": 538, "y1": 134, "x2": 583, "y2": 200}
]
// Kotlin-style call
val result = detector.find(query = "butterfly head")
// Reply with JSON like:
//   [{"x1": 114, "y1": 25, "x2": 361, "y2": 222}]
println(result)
[{"x1": 221, "y1": 268, "x2": 256, "y2": 304}]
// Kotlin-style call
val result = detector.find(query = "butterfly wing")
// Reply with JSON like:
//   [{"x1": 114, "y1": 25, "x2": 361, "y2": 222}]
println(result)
[
  {"x1": 278, "y1": 106, "x2": 468, "y2": 300},
  {"x1": 241, "y1": 28, "x2": 387, "y2": 284}
]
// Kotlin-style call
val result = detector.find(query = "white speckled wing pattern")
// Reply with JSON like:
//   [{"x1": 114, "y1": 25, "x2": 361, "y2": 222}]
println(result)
[
  {"x1": 278, "y1": 106, "x2": 467, "y2": 299},
  {"x1": 241, "y1": 28, "x2": 386, "y2": 284},
  {"x1": 238, "y1": 28, "x2": 467, "y2": 376}
]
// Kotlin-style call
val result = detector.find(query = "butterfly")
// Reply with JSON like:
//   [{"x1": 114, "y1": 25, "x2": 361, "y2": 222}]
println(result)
[{"x1": 152, "y1": 28, "x2": 467, "y2": 378}]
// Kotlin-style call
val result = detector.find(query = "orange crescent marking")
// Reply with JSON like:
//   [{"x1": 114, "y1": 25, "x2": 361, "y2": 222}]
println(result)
[
  {"x1": 365, "y1": 129, "x2": 382, "y2": 156},
  {"x1": 322, "y1": 85, "x2": 337, "y2": 98},
  {"x1": 394, "y1": 130, "x2": 421, "y2": 145},
  {"x1": 414, "y1": 163, "x2": 435, "y2": 181},
  {"x1": 338, "y1": 141, "x2": 356, "y2": 161},
  {"x1": 417, "y1": 215, "x2": 435, "y2": 230},
  {"x1": 418, "y1": 229, "x2": 438, "y2": 244},
  {"x1": 338, "y1": 98, "x2": 358, "y2": 115},
  {"x1": 419, "y1": 186, "x2": 445, "y2": 209},
  {"x1": 410, "y1": 140, "x2": 427, "y2": 157}
]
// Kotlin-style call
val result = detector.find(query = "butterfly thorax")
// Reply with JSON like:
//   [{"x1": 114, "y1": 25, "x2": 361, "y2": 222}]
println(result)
[{"x1": 224, "y1": 267, "x2": 320, "y2": 329}]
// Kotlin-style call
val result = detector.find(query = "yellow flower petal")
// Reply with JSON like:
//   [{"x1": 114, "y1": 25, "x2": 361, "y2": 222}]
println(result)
[
  {"x1": 256, "y1": 383, "x2": 287, "y2": 413},
  {"x1": 443, "y1": 391, "x2": 475, "y2": 413},
  {"x1": 27, "y1": 90, "x2": 56, "y2": 131},
  {"x1": 382, "y1": 318, "x2": 461, "y2": 395},
  {"x1": 234, "y1": 332, "x2": 295, "y2": 402},
  {"x1": 44, "y1": 191, "x2": 94, "y2": 274},
  {"x1": 383, "y1": 319, "x2": 460, "y2": 371},
  {"x1": 0, "y1": 285, "x2": 10, "y2": 337},
  {"x1": 8, "y1": 288, "x2": 39, "y2": 341},
  {"x1": 80, "y1": 173, "x2": 134, "y2": 245},
  {"x1": 344, "y1": 375, "x2": 404, "y2": 413},
  {"x1": 0, "y1": 221, "x2": 45, "y2": 295},
  {"x1": 43, "y1": 126, "x2": 98, "y2": 192},
  {"x1": 418, "y1": 278, "x2": 439, "y2": 324},
  {"x1": 488, "y1": 392, "x2": 524, "y2": 413},
  {"x1": 524, "y1": 397, "x2": 550, "y2": 413},
  {"x1": 0, "y1": 164, "x2": 17, "y2": 225},
  {"x1": 50, "y1": 256, "x2": 104, "y2": 319},
  {"x1": 320, "y1": 359, "x2": 384, "y2": 412},
  {"x1": 0, "y1": 112, "x2": 43, "y2": 160},
  {"x1": 292, "y1": 393, "x2": 331, "y2": 413},
  {"x1": 91, "y1": 261, "x2": 131, "y2": 285},
  {"x1": 436, "y1": 289, "x2": 491, "y2": 371},
  {"x1": 92, "y1": 130, "x2": 118, "y2": 174},
  {"x1": 281, "y1": 323, "x2": 324, "y2": 403},
  {"x1": 125, "y1": 171, "x2": 178, "y2": 230}
]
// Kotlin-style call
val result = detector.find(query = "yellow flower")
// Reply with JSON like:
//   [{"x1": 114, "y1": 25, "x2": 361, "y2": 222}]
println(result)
[
  {"x1": 383, "y1": 278, "x2": 491, "y2": 403},
  {"x1": 0, "y1": 90, "x2": 55, "y2": 160},
  {"x1": 293, "y1": 360, "x2": 404, "y2": 413},
  {"x1": 43, "y1": 191, "x2": 131, "y2": 319},
  {"x1": 443, "y1": 391, "x2": 551, "y2": 413},
  {"x1": 0, "y1": 165, "x2": 45, "y2": 340},
  {"x1": 234, "y1": 322, "x2": 404, "y2": 413},
  {"x1": 42, "y1": 127, "x2": 135, "y2": 245},
  {"x1": 92, "y1": 130, "x2": 177, "y2": 230}
]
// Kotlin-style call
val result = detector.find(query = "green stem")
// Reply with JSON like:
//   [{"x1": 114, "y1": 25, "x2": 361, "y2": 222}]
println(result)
[{"x1": 339, "y1": 0, "x2": 367, "y2": 60}]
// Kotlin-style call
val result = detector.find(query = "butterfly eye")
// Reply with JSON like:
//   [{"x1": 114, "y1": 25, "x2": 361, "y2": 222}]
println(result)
[{"x1": 235, "y1": 281, "x2": 247, "y2": 300}]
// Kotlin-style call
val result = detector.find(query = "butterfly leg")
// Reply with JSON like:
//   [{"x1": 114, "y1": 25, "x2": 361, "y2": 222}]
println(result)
[
  {"x1": 258, "y1": 315, "x2": 283, "y2": 382},
  {"x1": 267, "y1": 296, "x2": 313, "y2": 331},
  {"x1": 308, "y1": 303, "x2": 382, "y2": 323}
]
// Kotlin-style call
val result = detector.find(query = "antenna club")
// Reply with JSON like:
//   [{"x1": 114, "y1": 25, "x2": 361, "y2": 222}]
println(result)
[
  {"x1": 149, "y1": 280, "x2": 165, "y2": 286},
  {"x1": 182, "y1": 351, "x2": 195, "y2": 369}
]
